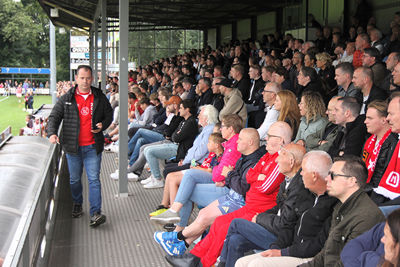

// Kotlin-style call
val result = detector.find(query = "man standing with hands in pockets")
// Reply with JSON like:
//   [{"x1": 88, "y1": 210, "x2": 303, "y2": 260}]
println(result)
[{"x1": 47, "y1": 65, "x2": 113, "y2": 227}]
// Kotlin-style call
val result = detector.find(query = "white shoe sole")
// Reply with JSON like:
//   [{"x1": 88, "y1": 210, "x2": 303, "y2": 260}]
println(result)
[
  {"x1": 143, "y1": 183, "x2": 164, "y2": 189},
  {"x1": 150, "y1": 216, "x2": 181, "y2": 224}
]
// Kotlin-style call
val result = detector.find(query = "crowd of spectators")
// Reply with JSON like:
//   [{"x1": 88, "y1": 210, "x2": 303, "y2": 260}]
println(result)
[{"x1": 63, "y1": 9, "x2": 400, "y2": 267}]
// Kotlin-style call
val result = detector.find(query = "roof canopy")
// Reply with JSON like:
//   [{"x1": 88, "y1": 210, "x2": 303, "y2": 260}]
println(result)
[{"x1": 38, "y1": 0, "x2": 300, "y2": 31}]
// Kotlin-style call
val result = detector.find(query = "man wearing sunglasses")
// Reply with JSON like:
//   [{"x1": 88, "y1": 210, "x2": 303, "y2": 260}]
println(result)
[
  {"x1": 298, "y1": 155, "x2": 385, "y2": 267},
  {"x1": 228, "y1": 150, "x2": 336, "y2": 267}
]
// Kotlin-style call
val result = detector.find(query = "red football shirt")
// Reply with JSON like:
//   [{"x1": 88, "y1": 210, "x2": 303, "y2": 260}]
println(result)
[{"x1": 75, "y1": 89, "x2": 95, "y2": 146}]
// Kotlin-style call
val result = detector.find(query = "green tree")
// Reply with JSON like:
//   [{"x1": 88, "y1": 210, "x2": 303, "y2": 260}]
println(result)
[{"x1": 0, "y1": 0, "x2": 70, "y2": 81}]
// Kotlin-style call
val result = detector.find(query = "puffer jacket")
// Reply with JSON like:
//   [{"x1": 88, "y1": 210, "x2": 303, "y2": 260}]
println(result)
[{"x1": 47, "y1": 86, "x2": 113, "y2": 154}]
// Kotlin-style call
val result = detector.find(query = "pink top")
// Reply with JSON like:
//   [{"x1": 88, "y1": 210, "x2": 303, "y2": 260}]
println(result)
[{"x1": 211, "y1": 134, "x2": 241, "y2": 182}]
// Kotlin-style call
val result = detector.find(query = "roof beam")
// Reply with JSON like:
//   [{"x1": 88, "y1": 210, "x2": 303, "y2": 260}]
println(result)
[{"x1": 42, "y1": 0, "x2": 94, "y2": 24}]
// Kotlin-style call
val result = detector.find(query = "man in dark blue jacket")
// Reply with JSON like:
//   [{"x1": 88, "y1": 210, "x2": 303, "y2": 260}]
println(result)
[{"x1": 47, "y1": 65, "x2": 113, "y2": 228}]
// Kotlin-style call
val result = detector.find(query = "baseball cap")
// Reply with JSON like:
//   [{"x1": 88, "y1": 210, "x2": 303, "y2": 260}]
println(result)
[
  {"x1": 165, "y1": 95, "x2": 182, "y2": 105},
  {"x1": 216, "y1": 78, "x2": 233, "y2": 88}
]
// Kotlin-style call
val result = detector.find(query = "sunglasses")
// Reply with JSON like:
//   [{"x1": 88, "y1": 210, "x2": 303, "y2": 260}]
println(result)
[{"x1": 328, "y1": 171, "x2": 353, "y2": 180}]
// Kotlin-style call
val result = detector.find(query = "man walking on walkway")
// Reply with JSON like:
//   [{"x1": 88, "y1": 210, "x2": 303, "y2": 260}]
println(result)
[{"x1": 47, "y1": 65, "x2": 113, "y2": 227}]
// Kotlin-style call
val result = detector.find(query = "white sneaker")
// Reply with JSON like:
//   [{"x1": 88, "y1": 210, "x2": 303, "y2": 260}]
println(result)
[
  {"x1": 140, "y1": 176, "x2": 153, "y2": 185},
  {"x1": 109, "y1": 143, "x2": 119, "y2": 153},
  {"x1": 127, "y1": 172, "x2": 139, "y2": 181},
  {"x1": 143, "y1": 178, "x2": 164, "y2": 189},
  {"x1": 110, "y1": 170, "x2": 119, "y2": 180},
  {"x1": 111, "y1": 170, "x2": 139, "y2": 181}
]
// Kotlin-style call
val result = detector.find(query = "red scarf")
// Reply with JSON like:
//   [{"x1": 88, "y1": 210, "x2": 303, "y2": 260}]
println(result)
[
  {"x1": 362, "y1": 129, "x2": 391, "y2": 183},
  {"x1": 375, "y1": 135, "x2": 400, "y2": 200}
]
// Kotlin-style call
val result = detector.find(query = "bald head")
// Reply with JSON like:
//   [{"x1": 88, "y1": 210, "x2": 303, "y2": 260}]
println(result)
[
  {"x1": 277, "y1": 143, "x2": 306, "y2": 177},
  {"x1": 237, "y1": 128, "x2": 260, "y2": 155},
  {"x1": 270, "y1": 121, "x2": 293, "y2": 144},
  {"x1": 301, "y1": 150, "x2": 332, "y2": 195},
  {"x1": 303, "y1": 151, "x2": 332, "y2": 178},
  {"x1": 285, "y1": 143, "x2": 306, "y2": 167},
  {"x1": 327, "y1": 96, "x2": 340, "y2": 122}
]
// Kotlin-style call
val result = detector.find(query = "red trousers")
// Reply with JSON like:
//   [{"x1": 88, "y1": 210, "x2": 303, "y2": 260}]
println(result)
[{"x1": 190, "y1": 205, "x2": 257, "y2": 267}]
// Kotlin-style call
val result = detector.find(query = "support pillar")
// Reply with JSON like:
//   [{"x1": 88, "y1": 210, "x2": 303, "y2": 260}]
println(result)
[
  {"x1": 101, "y1": 0, "x2": 107, "y2": 93},
  {"x1": 50, "y1": 20, "x2": 57, "y2": 104},
  {"x1": 118, "y1": 0, "x2": 129, "y2": 197},
  {"x1": 94, "y1": 21, "x2": 99, "y2": 87},
  {"x1": 89, "y1": 31, "x2": 94, "y2": 72}
]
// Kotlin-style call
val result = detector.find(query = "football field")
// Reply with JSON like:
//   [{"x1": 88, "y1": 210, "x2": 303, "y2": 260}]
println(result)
[{"x1": 0, "y1": 95, "x2": 52, "y2": 136}]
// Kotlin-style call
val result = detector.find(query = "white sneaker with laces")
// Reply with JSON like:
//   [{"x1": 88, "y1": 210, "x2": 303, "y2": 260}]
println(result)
[
  {"x1": 143, "y1": 178, "x2": 164, "y2": 189},
  {"x1": 140, "y1": 176, "x2": 153, "y2": 185}
]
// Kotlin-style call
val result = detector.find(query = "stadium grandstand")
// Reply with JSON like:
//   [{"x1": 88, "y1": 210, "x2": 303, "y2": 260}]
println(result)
[{"x1": 1, "y1": 0, "x2": 400, "y2": 266}]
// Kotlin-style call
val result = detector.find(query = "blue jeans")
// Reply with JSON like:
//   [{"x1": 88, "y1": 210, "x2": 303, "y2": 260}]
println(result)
[
  {"x1": 174, "y1": 169, "x2": 229, "y2": 227},
  {"x1": 128, "y1": 128, "x2": 164, "y2": 166},
  {"x1": 143, "y1": 142, "x2": 178, "y2": 179},
  {"x1": 65, "y1": 144, "x2": 102, "y2": 216},
  {"x1": 220, "y1": 218, "x2": 277, "y2": 267}
]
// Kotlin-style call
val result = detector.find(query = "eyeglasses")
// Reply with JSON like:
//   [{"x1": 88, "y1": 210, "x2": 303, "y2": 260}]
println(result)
[{"x1": 328, "y1": 171, "x2": 353, "y2": 180}]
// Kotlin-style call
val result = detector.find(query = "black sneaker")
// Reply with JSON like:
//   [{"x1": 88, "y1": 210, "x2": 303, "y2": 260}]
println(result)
[
  {"x1": 72, "y1": 203, "x2": 83, "y2": 218},
  {"x1": 90, "y1": 213, "x2": 106, "y2": 227}
]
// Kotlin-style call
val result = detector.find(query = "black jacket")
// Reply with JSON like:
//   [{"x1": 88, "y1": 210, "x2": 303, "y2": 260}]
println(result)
[
  {"x1": 47, "y1": 86, "x2": 113, "y2": 154},
  {"x1": 211, "y1": 93, "x2": 224, "y2": 112},
  {"x1": 300, "y1": 79, "x2": 328, "y2": 104},
  {"x1": 153, "y1": 115, "x2": 184, "y2": 139},
  {"x1": 245, "y1": 78, "x2": 265, "y2": 105},
  {"x1": 153, "y1": 107, "x2": 166, "y2": 126},
  {"x1": 232, "y1": 77, "x2": 251, "y2": 102},
  {"x1": 270, "y1": 192, "x2": 337, "y2": 258},
  {"x1": 256, "y1": 170, "x2": 307, "y2": 235},
  {"x1": 328, "y1": 115, "x2": 367, "y2": 158},
  {"x1": 364, "y1": 85, "x2": 388, "y2": 109},
  {"x1": 171, "y1": 115, "x2": 198, "y2": 161},
  {"x1": 196, "y1": 88, "x2": 213, "y2": 107},
  {"x1": 225, "y1": 146, "x2": 265, "y2": 197}
]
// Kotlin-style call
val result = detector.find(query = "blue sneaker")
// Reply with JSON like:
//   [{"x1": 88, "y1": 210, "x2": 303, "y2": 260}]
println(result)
[
  {"x1": 153, "y1": 231, "x2": 179, "y2": 244},
  {"x1": 160, "y1": 239, "x2": 187, "y2": 256}
]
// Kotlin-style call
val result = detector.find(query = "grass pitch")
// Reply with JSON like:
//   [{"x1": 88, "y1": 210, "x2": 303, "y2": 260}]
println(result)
[{"x1": 0, "y1": 95, "x2": 52, "y2": 136}]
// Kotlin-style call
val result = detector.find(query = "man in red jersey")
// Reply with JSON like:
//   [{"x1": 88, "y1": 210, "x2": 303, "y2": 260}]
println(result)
[
  {"x1": 160, "y1": 121, "x2": 293, "y2": 267},
  {"x1": 47, "y1": 65, "x2": 113, "y2": 227}
]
